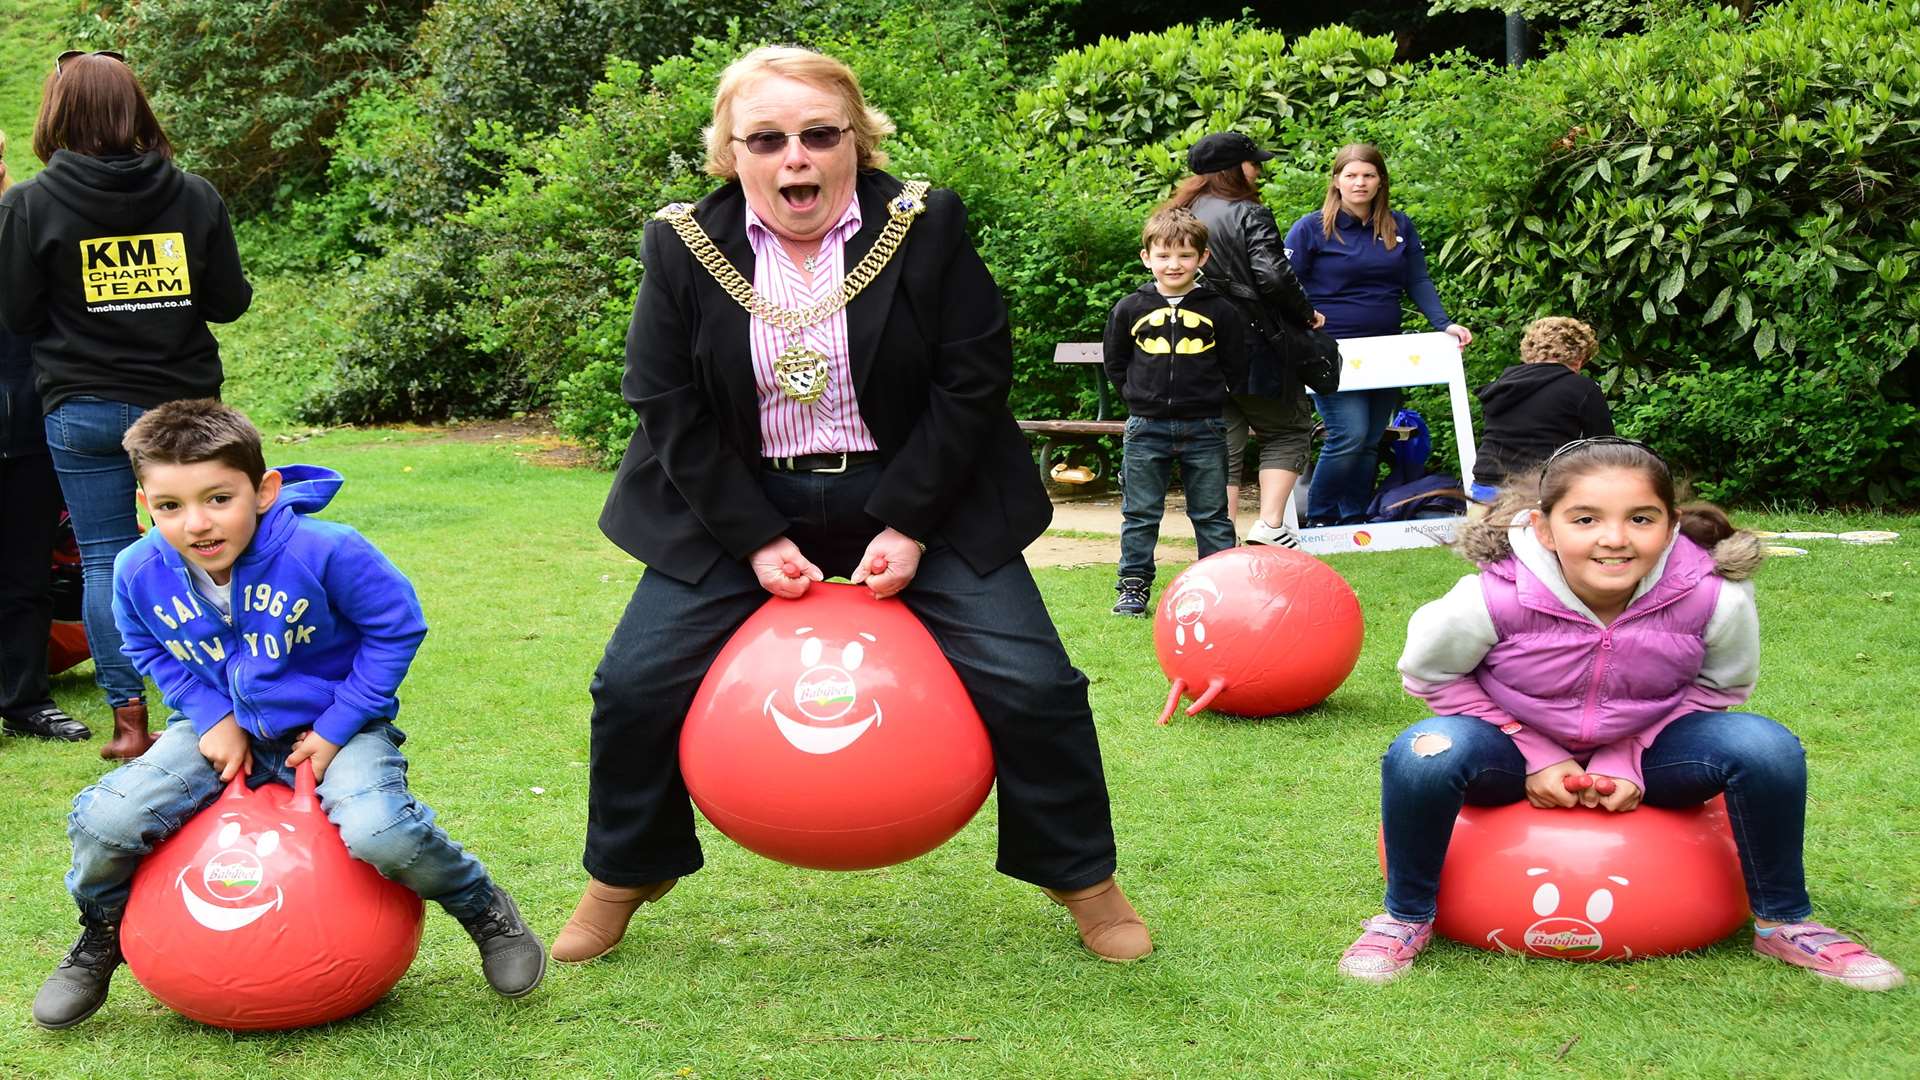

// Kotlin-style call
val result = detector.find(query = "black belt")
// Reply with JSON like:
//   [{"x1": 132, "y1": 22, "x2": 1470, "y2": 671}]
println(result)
[{"x1": 763, "y1": 451, "x2": 881, "y2": 474}]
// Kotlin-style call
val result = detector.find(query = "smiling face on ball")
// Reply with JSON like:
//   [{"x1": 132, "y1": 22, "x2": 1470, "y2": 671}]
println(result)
[
  {"x1": 177, "y1": 815, "x2": 292, "y2": 932},
  {"x1": 764, "y1": 626, "x2": 884, "y2": 755}
]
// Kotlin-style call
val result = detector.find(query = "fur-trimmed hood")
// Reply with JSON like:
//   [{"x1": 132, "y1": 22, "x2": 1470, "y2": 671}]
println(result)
[{"x1": 1458, "y1": 493, "x2": 1765, "y2": 582}]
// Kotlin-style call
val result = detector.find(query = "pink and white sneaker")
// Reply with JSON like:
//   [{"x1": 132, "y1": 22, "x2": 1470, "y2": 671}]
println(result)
[
  {"x1": 1753, "y1": 922, "x2": 1906, "y2": 991},
  {"x1": 1338, "y1": 915, "x2": 1434, "y2": 984}
]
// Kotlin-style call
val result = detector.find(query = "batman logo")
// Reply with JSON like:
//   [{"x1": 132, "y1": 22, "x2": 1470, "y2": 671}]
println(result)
[{"x1": 1130, "y1": 306, "x2": 1217, "y2": 356}]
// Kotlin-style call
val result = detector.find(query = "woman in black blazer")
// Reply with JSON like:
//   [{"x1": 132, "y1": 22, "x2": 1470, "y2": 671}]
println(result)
[{"x1": 554, "y1": 46, "x2": 1150, "y2": 965}]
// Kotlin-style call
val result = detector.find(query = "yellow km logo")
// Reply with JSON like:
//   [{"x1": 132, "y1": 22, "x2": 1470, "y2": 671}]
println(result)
[{"x1": 80, "y1": 232, "x2": 192, "y2": 305}]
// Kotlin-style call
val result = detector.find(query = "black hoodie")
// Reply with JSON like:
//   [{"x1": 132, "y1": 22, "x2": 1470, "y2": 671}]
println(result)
[
  {"x1": 0, "y1": 150, "x2": 250, "y2": 413},
  {"x1": 1472, "y1": 361, "x2": 1614, "y2": 487},
  {"x1": 1102, "y1": 281, "x2": 1247, "y2": 419}
]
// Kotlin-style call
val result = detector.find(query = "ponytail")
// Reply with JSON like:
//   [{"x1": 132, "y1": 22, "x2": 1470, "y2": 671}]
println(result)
[{"x1": 1676, "y1": 502, "x2": 1735, "y2": 550}]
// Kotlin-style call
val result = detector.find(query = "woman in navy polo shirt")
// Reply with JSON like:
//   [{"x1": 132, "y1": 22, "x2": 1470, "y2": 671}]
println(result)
[{"x1": 1286, "y1": 143, "x2": 1471, "y2": 525}]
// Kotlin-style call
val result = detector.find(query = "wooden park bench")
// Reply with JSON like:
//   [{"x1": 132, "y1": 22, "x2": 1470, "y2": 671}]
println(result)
[{"x1": 1016, "y1": 342, "x2": 1123, "y2": 486}]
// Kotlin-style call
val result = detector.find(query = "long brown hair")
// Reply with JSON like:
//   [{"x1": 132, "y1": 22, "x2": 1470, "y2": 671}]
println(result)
[
  {"x1": 32, "y1": 53, "x2": 173, "y2": 163},
  {"x1": 1534, "y1": 438, "x2": 1735, "y2": 550},
  {"x1": 1318, "y1": 143, "x2": 1397, "y2": 249},
  {"x1": 1164, "y1": 166, "x2": 1262, "y2": 211},
  {"x1": 0, "y1": 128, "x2": 12, "y2": 195}
]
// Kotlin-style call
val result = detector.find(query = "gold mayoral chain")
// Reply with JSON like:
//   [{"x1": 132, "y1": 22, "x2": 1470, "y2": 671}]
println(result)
[{"x1": 654, "y1": 181, "x2": 931, "y2": 405}]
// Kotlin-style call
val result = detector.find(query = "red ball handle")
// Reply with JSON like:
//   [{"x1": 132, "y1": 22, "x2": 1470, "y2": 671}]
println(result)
[{"x1": 1562, "y1": 773, "x2": 1617, "y2": 796}]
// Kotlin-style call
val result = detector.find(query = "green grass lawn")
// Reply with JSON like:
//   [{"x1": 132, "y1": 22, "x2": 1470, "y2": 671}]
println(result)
[
  {"x1": 2, "y1": 426, "x2": 1915, "y2": 1078},
  {"x1": 0, "y1": 0, "x2": 68, "y2": 185}
]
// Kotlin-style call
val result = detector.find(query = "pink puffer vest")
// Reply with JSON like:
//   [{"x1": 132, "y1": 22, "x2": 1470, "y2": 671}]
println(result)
[{"x1": 1476, "y1": 536, "x2": 1722, "y2": 750}]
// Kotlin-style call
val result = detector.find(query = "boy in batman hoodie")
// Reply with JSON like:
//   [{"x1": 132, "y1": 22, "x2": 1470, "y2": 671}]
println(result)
[
  {"x1": 1470, "y1": 316, "x2": 1614, "y2": 503},
  {"x1": 32, "y1": 400, "x2": 545, "y2": 1031},
  {"x1": 1102, "y1": 207, "x2": 1247, "y2": 616}
]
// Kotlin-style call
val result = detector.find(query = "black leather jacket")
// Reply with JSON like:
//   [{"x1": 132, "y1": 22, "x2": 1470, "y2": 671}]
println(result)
[{"x1": 1190, "y1": 194, "x2": 1316, "y2": 338}]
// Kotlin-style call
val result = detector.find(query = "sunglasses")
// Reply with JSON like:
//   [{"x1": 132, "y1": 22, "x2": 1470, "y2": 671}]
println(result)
[
  {"x1": 56, "y1": 50, "x2": 127, "y2": 74},
  {"x1": 732, "y1": 125, "x2": 852, "y2": 156},
  {"x1": 1538, "y1": 435, "x2": 1665, "y2": 484}
]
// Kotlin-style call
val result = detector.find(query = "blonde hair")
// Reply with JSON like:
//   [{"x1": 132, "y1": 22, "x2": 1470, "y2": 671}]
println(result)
[
  {"x1": 1318, "y1": 143, "x2": 1398, "y2": 249},
  {"x1": 1519, "y1": 316, "x2": 1599, "y2": 368},
  {"x1": 1141, "y1": 206, "x2": 1208, "y2": 253},
  {"x1": 703, "y1": 46, "x2": 894, "y2": 179},
  {"x1": 0, "y1": 128, "x2": 10, "y2": 195}
]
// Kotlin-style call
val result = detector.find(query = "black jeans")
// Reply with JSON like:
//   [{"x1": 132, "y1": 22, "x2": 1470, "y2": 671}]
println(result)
[
  {"x1": 584, "y1": 462, "x2": 1118, "y2": 891},
  {"x1": 0, "y1": 452, "x2": 61, "y2": 718}
]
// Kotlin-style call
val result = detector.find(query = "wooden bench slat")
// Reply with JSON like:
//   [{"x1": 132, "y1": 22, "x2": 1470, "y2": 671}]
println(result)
[
  {"x1": 1051, "y1": 342, "x2": 1104, "y2": 364},
  {"x1": 1018, "y1": 419, "x2": 1125, "y2": 436}
]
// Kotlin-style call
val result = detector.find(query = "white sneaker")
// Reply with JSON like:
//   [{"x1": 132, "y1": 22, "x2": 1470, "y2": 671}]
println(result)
[{"x1": 1245, "y1": 520, "x2": 1302, "y2": 549}]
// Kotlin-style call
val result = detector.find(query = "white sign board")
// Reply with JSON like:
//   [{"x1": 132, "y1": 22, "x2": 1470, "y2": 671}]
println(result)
[{"x1": 1285, "y1": 332, "x2": 1478, "y2": 555}]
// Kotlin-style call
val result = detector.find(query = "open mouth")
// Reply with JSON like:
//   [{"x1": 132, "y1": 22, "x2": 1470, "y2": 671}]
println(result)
[
  {"x1": 765, "y1": 689, "x2": 881, "y2": 755},
  {"x1": 780, "y1": 184, "x2": 821, "y2": 211}
]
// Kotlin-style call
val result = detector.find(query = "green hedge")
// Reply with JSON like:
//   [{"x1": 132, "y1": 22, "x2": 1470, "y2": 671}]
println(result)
[
  {"x1": 301, "y1": 0, "x2": 1919, "y2": 503},
  {"x1": 81, "y1": 0, "x2": 430, "y2": 214}
]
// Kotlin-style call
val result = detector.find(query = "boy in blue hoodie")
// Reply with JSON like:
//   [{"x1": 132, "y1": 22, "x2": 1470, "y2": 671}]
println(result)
[{"x1": 32, "y1": 399, "x2": 545, "y2": 1030}]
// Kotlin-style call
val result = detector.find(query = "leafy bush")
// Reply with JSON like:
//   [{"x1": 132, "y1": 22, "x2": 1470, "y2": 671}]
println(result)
[
  {"x1": 1437, "y1": 0, "x2": 1920, "y2": 502},
  {"x1": 1008, "y1": 22, "x2": 1407, "y2": 199},
  {"x1": 81, "y1": 0, "x2": 430, "y2": 213}
]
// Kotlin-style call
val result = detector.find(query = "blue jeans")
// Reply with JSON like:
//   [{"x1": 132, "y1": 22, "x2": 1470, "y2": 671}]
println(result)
[
  {"x1": 1118, "y1": 415, "x2": 1235, "y2": 581},
  {"x1": 66, "y1": 717, "x2": 494, "y2": 924},
  {"x1": 43, "y1": 397, "x2": 147, "y2": 708},
  {"x1": 1378, "y1": 711, "x2": 1811, "y2": 924},
  {"x1": 1306, "y1": 388, "x2": 1401, "y2": 525},
  {"x1": 583, "y1": 461, "x2": 1117, "y2": 891}
]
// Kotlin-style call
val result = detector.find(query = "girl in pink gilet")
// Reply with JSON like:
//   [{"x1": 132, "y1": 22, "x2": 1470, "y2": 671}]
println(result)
[{"x1": 1339, "y1": 436, "x2": 1903, "y2": 989}]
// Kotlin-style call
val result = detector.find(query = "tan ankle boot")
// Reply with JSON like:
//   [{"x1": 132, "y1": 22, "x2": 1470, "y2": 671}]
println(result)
[
  {"x1": 98, "y1": 701, "x2": 154, "y2": 761},
  {"x1": 550, "y1": 877, "x2": 677, "y2": 963},
  {"x1": 1043, "y1": 877, "x2": 1152, "y2": 962}
]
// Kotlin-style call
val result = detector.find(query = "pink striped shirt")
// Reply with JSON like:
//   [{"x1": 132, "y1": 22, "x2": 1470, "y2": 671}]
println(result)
[{"x1": 745, "y1": 197, "x2": 879, "y2": 457}]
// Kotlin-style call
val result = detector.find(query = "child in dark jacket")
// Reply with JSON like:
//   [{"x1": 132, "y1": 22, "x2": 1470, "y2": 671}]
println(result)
[
  {"x1": 1340, "y1": 437, "x2": 1903, "y2": 990},
  {"x1": 1470, "y1": 317, "x2": 1613, "y2": 502},
  {"x1": 1102, "y1": 207, "x2": 1247, "y2": 616},
  {"x1": 32, "y1": 400, "x2": 545, "y2": 1030}
]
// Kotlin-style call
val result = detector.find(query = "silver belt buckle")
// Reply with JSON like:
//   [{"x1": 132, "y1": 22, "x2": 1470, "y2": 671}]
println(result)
[{"x1": 814, "y1": 451, "x2": 849, "y2": 475}]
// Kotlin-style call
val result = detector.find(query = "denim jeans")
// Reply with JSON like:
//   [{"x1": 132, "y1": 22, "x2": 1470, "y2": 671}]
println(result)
[
  {"x1": 1377, "y1": 711, "x2": 1811, "y2": 923},
  {"x1": 42, "y1": 397, "x2": 147, "y2": 708},
  {"x1": 583, "y1": 460, "x2": 1118, "y2": 891},
  {"x1": 66, "y1": 717, "x2": 494, "y2": 924},
  {"x1": 1306, "y1": 388, "x2": 1401, "y2": 525},
  {"x1": 1119, "y1": 415, "x2": 1235, "y2": 581}
]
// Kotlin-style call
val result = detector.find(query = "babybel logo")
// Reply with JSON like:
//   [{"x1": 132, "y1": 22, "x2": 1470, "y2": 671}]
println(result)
[
  {"x1": 1524, "y1": 917, "x2": 1604, "y2": 956},
  {"x1": 203, "y1": 850, "x2": 263, "y2": 901},
  {"x1": 793, "y1": 667, "x2": 857, "y2": 723}
]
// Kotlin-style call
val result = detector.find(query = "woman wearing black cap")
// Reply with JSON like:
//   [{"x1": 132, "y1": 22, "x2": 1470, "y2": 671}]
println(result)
[{"x1": 1164, "y1": 132, "x2": 1321, "y2": 548}]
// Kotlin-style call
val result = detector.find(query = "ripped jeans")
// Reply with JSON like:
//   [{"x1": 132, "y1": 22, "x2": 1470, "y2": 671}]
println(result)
[
  {"x1": 65, "y1": 716, "x2": 494, "y2": 925},
  {"x1": 1378, "y1": 712, "x2": 1812, "y2": 924}
]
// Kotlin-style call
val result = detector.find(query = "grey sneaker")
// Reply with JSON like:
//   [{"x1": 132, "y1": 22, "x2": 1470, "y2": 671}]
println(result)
[
  {"x1": 1245, "y1": 519, "x2": 1303, "y2": 549},
  {"x1": 458, "y1": 885, "x2": 548, "y2": 998},
  {"x1": 33, "y1": 921, "x2": 122, "y2": 1029},
  {"x1": 1111, "y1": 577, "x2": 1150, "y2": 617}
]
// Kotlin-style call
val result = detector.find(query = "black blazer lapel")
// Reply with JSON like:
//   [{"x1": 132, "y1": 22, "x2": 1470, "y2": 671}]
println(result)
[
  {"x1": 844, "y1": 171, "x2": 910, "y2": 400},
  {"x1": 691, "y1": 182, "x2": 761, "y2": 451}
]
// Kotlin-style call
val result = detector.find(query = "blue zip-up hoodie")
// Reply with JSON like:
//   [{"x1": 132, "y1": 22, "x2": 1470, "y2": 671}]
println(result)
[
  {"x1": 1283, "y1": 209, "x2": 1453, "y2": 340},
  {"x1": 111, "y1": 464, "x2": 426, "y2": 745}
]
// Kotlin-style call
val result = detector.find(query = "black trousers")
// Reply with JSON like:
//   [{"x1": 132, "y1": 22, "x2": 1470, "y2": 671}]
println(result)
[
  {"x1": 583, "y1": 462, "x2": 1118, "y2": 891},
  {"x1": 0, "y1": 452, "x2": 61, "y2": 717}
]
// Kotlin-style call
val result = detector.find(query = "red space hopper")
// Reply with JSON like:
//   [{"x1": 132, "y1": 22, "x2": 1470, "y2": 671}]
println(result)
[
  {"x1": 680, "y1": 582, "x2": 996, "y2": 871},
  {"x1": 122, "y1": 761, "x2": 425, "y2": 1029}
]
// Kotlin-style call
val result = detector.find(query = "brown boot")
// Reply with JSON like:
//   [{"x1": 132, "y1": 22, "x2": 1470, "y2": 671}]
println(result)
[
  {"x1": 550, "y1": 877, "x2": 677, "y2": 963},
  {"x1": 98, "y1": 701, "x2": 154, "y2": 761},
  {"x1": 1043, "y1": 877, "x2": 1153, "y2": 962}
]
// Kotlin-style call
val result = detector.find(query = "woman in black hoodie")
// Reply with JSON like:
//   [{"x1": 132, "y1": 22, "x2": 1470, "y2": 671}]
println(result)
[{"x1": 0, "y1": 52, "x2": 252, "y2": 758}]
